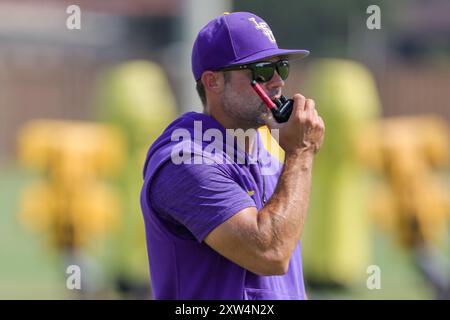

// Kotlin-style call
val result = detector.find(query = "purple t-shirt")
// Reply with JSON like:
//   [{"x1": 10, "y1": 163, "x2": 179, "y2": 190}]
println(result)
[{"x1": 140, "y1": 112, "x2": 306, "y2": 299}]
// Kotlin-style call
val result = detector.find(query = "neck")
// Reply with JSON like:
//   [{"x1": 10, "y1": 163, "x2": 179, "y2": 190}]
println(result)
[{"x1": 204, "y1": 104, "x2": 258, "y2": 155}]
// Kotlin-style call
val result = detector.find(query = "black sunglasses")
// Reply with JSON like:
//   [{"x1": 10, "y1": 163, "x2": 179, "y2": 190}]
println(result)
[{"x1": 220, "y1": 60, "x2": 290, "y2": 83}]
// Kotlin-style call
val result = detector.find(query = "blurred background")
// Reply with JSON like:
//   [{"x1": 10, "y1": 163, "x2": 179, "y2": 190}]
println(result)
[{"x1": 0, "y1": 0, "x2": 449, "y2": 299}]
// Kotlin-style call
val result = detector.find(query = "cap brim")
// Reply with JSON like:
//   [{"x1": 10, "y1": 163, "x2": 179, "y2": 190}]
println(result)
[{"x1": 228, "y1": 48, "x2": 310, "y2": 67}]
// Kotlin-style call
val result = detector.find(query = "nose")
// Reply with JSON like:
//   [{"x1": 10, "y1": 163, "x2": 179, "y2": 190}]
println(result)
[{"x1": 264, "y1": 70, "x2": 285, "y2": 91}]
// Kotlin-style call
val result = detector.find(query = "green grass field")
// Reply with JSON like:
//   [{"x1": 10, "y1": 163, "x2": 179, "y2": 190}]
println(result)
[{"x1": 0, "y1": 166, "x2": 69, "y2": 299}]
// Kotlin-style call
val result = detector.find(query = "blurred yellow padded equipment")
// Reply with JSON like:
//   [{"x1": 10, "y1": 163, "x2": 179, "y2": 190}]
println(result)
[{"x1": 17, "y1": 120, "x2": 125, "y2": 250}]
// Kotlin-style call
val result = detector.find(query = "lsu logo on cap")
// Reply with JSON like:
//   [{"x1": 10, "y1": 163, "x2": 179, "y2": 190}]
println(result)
[{"x1": 248, "y1": 17, "x2": 276, "y2": 43}]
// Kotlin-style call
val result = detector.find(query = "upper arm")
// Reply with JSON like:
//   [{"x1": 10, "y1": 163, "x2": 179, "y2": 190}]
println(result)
[{"x1": 149, "y1": 162, "x2": 287, "y2": 275}]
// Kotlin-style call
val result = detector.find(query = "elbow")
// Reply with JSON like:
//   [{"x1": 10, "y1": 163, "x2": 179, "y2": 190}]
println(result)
[
  {"x1": 266, "y1": 259, "x2": 290, "y2": 276},
  {"x1": 257, "y1": 259, "x2": 289, "y2": 276},
  {"x1": 254, "y1": 250, "x2": 290, "y2": 276}
]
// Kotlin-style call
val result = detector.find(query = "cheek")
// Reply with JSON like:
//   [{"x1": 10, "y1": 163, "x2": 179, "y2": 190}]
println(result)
[
  {"x1": 225, "y1": 82, "x2": 251, "y2": 102},
  {"x1": 224, "y1": 77, "x2": 263, "y2": 108},
  {"x1": 237, "y1": 82, "x2": 258, "y2": 103}
]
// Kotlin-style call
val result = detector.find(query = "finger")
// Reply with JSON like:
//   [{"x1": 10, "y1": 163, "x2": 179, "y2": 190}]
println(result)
[
  {"x1": 292, "y1": 94, "x2": 306, "y2": 119},
  {"x1": 304, "y1": 99, "x2": 315, "y2": 120},
  {"x1": 313, "y1": 108, "x2": 319, "y2": 120},
  {"x1": 318, "y1": 116, "x2": 325, "y2": 131}
]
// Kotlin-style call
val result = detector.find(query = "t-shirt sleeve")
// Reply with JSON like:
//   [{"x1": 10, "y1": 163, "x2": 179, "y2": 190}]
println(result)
[{"x1": 148, "y1": 161, "x2": 256, "y2": 243}]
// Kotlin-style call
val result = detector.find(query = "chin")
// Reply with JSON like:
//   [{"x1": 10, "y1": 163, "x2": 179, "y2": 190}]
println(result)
[{"x1": 254, "y1": 114, "x2": 268, "y2": 126}]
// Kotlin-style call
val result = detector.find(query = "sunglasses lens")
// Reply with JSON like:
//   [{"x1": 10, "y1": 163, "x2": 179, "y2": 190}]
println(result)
[
  {"x1": 277, "y1": 61, "x2": 289, "y2": 80},
  {"x1": 254, "y1": 65, "x2": 274, "y2": 82},
  {"x1": 253, "y1": 61, "x2": 289, "y2": 82}
]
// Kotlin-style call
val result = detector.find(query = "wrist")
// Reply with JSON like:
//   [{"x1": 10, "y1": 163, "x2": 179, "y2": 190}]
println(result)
[
  {"x1": 285, "y1": 146, "x2": 315, "y2": 159},
  {"x1": 284, "y1": 147, "x2": 314, "y2": 169}
]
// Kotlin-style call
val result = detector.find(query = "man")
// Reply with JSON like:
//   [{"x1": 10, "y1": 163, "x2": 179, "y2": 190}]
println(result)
[{"x1": 140, "y1": 12, "x2": 324, "y2": 300}]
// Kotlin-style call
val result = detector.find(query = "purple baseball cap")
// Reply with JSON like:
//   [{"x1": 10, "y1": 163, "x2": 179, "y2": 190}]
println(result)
[{"x1": 192, "y1": 12, "x2": 310, "y2": 81}]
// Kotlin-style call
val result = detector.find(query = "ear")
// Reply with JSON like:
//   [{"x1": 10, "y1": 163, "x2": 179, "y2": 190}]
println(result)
[{"x1": 201, "y1": 71, "x2": 225, "y2": 94}]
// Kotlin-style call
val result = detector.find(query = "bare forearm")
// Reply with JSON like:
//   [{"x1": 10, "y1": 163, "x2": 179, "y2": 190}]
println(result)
[{"x1": 256, "y1": 149, "x2": 314, "y2": 257}]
